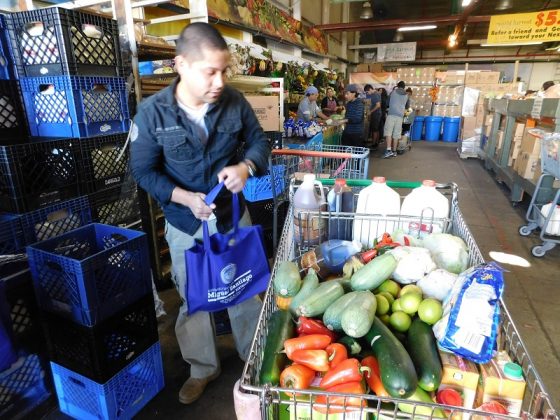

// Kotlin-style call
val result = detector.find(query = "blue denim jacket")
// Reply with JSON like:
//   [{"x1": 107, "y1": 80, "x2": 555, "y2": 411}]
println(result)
[{"x1": 130, "y1": 78, "x2": 271, "y2": 235}]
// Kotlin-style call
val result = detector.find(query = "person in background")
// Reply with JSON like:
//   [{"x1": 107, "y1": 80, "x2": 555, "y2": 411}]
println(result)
[
  {"x1": 297, "y1": 85, "x2": 329, "y2": 121},
  {"x1": 321, "y1": 87, "x2": 339, "y2": 116},
  {"x1": 364, "y1": 84, "x2": 381, "y2": 148},
  {"x1": 542, "y1": 80, "x2": 555, "y2": 92},
  {"x1": 383, "y1": 81, "x2": 409, "y2": 158},
  {"x1": 130, "y1": 22, "x2": 270, "y2": 405},
  {"x1": 378, "y1": 87, "x2": 389, "y2": 141},
  {"x1": 341, "y1": 84, "x2": 365, "y2": 147}
]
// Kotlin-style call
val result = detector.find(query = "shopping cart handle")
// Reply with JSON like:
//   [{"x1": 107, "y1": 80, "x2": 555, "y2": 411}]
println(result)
[{"x1": 319, "y1": 179, "x2": 422, "y2": 188}]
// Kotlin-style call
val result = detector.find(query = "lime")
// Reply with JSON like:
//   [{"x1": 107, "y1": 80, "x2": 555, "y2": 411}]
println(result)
[
  {"x1": 378, "y1": 291, "x2": 395, "y2": 306},
  {"x1": 375, "y1": 294, "x2": 390, "y2": 316},
  {"x1": 391, "y1": 298, "x2": 402, "y2": 313},
  {"x1": 418, "y1": 298, "x2": 443, "y2": 325},
  {"x1": 399, "y1": 292, "x2": 422, "y2": 315},
  {"x1": 379, "y1": 314, "x2": 391, "y2": 326},
  {"x1": 399, "y1": 284, "x2": 423, "y2": 298},
  {"x1": 376, "y1": 279, "x2": 401, "y2": 298},
  {"x1": 389, "y1": 311, "x2": 412, "y2": 332}
]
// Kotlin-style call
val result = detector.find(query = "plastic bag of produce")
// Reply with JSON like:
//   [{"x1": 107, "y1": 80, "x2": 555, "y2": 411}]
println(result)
[
  {"x1": 417, "y1": 269, "x2": 458, "y2": 301},
  {"x1": 433, "y1": 262, "x2": 504, "y2": 364},
  {"x1": 422, "y1": 233, "x2": 469, "y2": 274},
  {"x1": 390, "y1": 246, "x2": 436, "y2": 284}
]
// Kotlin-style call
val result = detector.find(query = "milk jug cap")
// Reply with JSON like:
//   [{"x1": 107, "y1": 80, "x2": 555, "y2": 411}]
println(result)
[
  {"x1": 303, "y1": 174, "x2": 316, "y2": 183},
  {"x1": 373, "y1": 176, "x2": 386, "y2": 183},
  {"x1": 422, "y1": 179, "x2": 436, "y2": 187},
  {"x1": 335, "y1": 178, "x2": 347, "y2": 186},
  {"x1": 503, "y1": 362, "x2": 523, "y2": 380}
]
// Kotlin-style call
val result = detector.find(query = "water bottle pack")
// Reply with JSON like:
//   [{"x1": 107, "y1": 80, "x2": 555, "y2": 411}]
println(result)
[{"x1": 284, "y1": 118, "x2": 322, "y2": 138}]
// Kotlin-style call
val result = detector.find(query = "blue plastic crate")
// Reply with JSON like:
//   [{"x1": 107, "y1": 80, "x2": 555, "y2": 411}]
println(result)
[
  {"x1": 20, "y1": 195, "x2": 92, "y2": 246},
  {"x1": 243, "y1": 164, "x2": 285, "y2": 202},
  {"x1": 51, "y1": 342, "x2": 164, "y2": 420},
  {"x1": 0, "y1": 353, "x2": 51, "y2": 419},
  {"x1": 20, "y1": 75, "x2": 130, "y2": 138},
  {"x1": 0, "y1": 15, "x2": 16, "y2": 80},
  {"x1": 26, "y1": 223, "x2": 151, "y2": 326},
  {"x1": 0, "y1": 213, "x2": 24, "y2": 254}
]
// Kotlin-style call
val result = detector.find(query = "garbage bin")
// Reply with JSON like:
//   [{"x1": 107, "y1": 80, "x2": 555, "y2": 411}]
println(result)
[
  {"x1": 442, "y1": 117, "x2": 461, "y2": 142},
  {"x1": 424, "y1": 116, "x2": 444, "y2": 142},
  {"x1": 410, "y1": 116, "x2": 425, "y2": 141}
]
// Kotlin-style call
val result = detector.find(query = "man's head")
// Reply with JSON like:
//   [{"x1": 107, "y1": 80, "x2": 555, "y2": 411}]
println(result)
[
  {"x1": 344, "y1": 84, "x2": 359, "y2": 101},
  {"x1": 326, "y1": 87, "x2": 334, "y2": 98},
  {"x1": 305, "y1": 86, "x2": 319, "y2": 102},
  {"x1": 364, "y1": 84, "x2": 373, "y2": 93},
  {"x1": 397, "y1": 81, "x2": 406, "y2": 89},
  {"x1": 174, "y1": 23, "x2": 230, "y2": 106},
  {"x1": 405, "y1": 87, "x2": 413, "y2": 96},
  {"x1": 542, "y1": 80, "x2": 555, "y2": 91}
]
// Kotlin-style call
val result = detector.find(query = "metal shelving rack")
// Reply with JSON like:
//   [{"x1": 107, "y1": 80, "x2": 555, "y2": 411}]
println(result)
[{"x1": 482, "y1": 97, "x2": 560, "y2": 203}]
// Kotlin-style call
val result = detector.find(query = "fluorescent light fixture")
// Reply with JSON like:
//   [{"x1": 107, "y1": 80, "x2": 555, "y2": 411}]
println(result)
[
  {"x1": 397, "y1": 25, "x2": 437, "y2": 32},
  {"x1": 480, "y1": 41, "x2": 543, "y2": 47},
  {"x1": 461, "y1": 0, "x2": 472, "y2": 5},
  {"x1": 360, "y1": 2, "x2": 373, "y2": 19}
]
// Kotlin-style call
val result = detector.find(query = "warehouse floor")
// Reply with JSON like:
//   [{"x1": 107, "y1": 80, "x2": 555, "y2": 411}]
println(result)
[{"x1": 44, "y1": 140, "x2": 559, "y2": 419}]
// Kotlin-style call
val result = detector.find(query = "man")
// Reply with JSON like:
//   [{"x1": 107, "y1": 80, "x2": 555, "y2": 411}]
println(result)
[
  {"x1": 297, "y1": 85, "x2": 329, "y2": 121},
  {"x1": 321, "y1": 87, "x2": 338, "y2": 115},
  {"x1": 364, "y1": 84, "x2": 381, "y2": 148},
  {"x1": 341, "y1": 84, "x2": 365, "y2": 147},
  {"x1": 130, "y1": 23, "x2": 270, "y2": 404},
  {"x1": 383, "y1": 81, "x2": 409, "y2": 158}
]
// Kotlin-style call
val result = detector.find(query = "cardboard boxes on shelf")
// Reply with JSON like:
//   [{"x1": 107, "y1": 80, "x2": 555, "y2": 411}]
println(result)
[{"x1": 245, "y1": 96, "x2": 280, "y2": 131}]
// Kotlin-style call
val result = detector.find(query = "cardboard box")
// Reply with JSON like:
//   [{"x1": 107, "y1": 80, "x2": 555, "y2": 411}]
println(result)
[
  {"x1": 369, "y1": 63, "x2": 383, "y2": 73},
  {"x1": 356, "y1": 64, "x2": 369, "y2": 72},
  {"x1": 439, "y1": 350, "x2": 480, "y2": 420},
  {"x1": 245, "y1": 95, "x2": 280, "y2": 131},
  {"x1": 465, "y1": 72, "x2": 479, "y2": 85},
  {"x1": 514, "y1": 122, "x2": 525, "y2": 137},
  {"x1": 533, "y1": 160, "x2": 542, "y2": 183},
  {"x1": 516, "y1": 152, "x2": 540, "y2": 179},
  {"x1": 462, "y1": 116, "x2": 477, "y2": 132},
  {"x1": 478, "y1": 71, "x2": 501, "y2": 84},
  {"x1": 476, "y1": 113, "x2": 485, "y2": 126},
  {"x1": 520, "y1": 130, "x2": 542, "y2": 156},
  {"x1": 510, "y1": 137, "x2": 522, "y2": 161},
  {"x1": 475, "y1": 352, "x2": 526, "y2": 417},
  {"x1": 496, "y1": 130, "x2": 504, "y2": 149}
]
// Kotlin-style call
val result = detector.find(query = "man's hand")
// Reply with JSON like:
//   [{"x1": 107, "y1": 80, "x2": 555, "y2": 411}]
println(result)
[
  {"x1": 171, "y1": 187, "x2": 215, "y2": 220},
  {"x1": 218, "y1": 163, "x2": 249, "y2": 193}
]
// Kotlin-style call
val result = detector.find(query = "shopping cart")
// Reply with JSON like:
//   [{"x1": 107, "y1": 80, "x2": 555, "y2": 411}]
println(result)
[
  {"x1": 518, "y1": 131, "x2": 560, "y2": 257},
  {"x1": 239, "y1": 179, "x2": 558, "y2": 420}
]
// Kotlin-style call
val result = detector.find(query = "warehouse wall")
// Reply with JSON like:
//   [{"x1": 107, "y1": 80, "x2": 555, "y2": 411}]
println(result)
[{"x1": 528, "y1": 62, "x2": 559, "y2": 91}]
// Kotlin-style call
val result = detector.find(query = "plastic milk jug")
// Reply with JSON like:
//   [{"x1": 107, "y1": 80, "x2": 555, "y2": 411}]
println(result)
[
  {"x1": 401, "y1": 179, "x2": 450, "y2": 235},
  {"x1": 327, "y1": 178, "x2": 354, "y2": 241},
  {"x1": 293, "y1": 174, "x2": 327, "y2": 246},
  {"x1": 540, "y1": 202, "x2": 560, "y2": 235},
  {"x1": 352, "y1": 177, "x2": 401, "y2": 247}
]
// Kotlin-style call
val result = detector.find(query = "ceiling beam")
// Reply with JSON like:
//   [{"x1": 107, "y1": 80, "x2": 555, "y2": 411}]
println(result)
[{"x1": 315, "y1": 15, "x2": 491, "y2": 32}]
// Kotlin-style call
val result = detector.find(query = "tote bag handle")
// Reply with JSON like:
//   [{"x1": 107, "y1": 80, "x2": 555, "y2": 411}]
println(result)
[{"x1": 201, "y1": 182, "x2": 241, "y2": 250}]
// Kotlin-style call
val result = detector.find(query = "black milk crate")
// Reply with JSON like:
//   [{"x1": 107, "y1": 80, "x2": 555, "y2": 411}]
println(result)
[
  {"x1": 0, "y1": 213, "x2": 24, "y2": 254},
  {"x1": 0, "y1": 80, "x2": 26, "y2": 137},
  {"x1": 76, "y1": 133, "x2": 129, "y2": 194},
  {"x1": 42, "y1": 294, "x2": 158, "y2": 383},
  {"x1": 246, "y1": 199, "x2": 289, "y2": 230},
  {"x1": 264, "y1": 130, "x2": 282, "y2": 149},
  {"x1": 20, "y1": 195, "x2": 92, "y2": 246},
  {"x1": 0, "y1": 15, "x2": 16, "y2": 80},
  {"x1": 0, "y1": 138, "x2": 79, "y2": 213},
  {"x1": 26, "y1": 223, "x2": 151, "y2": 326},
  {"x1": 51, "y1": 342, "x2": 163, "y2": 420},
  {"x1": 20, "y1": 75, "x2": 130, "y2": 138},
  {"x1": 89, "y1": 182, "x2": 140, "y2": 227},
  {"x1": 7, "y1": 7, "x2": 124, "y2": 77}
]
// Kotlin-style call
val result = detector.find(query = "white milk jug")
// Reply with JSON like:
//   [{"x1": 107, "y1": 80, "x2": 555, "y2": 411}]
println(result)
[
  {"x1": 401, "y1": 179, "x2": 450, "y2": 234},
  {"x1": 540, "y1": 202, "x2": 560, "y2": 235},
  {"x1": 353, "y1": 177, "x2": 401, "y2": 247},
  {"x1": 293, "y1": 174, "x2": 327, "y2": 245}
]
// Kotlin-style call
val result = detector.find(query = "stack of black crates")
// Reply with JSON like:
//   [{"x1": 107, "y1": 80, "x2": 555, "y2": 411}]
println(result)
[{"x1": 0, "y1": 7, "x2": 163, "y2": 419}]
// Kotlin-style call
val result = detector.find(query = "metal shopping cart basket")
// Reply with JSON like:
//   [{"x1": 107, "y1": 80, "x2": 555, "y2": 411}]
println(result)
[
  {"x1": 239, "y1": 179, "x2": 558, "y2": 420},
  {"x1": 518, "y1": 131, "x2": 560, "y2": 257}
]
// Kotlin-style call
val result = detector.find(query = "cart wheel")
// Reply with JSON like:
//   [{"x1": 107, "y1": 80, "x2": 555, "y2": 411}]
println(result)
[
  {"x1": 518, "y1": 225, "x2": 533, "y2": 236},
  {"x1": 397, "y1": 149, "x2": 405, "y2": 155},
  {"x1": 531, "y1": 245, "x2": 546, "y2": 258}
]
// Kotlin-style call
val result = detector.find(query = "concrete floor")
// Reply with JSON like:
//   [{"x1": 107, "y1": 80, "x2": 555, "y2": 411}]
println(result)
[{"x1": 46, "y1": 141, "x2": 559, "y2": 419}]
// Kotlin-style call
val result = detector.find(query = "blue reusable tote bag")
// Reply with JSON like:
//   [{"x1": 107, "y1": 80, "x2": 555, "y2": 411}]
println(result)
[{"x1": 184, "y1": 182, "x2": 270, "y2": 315}]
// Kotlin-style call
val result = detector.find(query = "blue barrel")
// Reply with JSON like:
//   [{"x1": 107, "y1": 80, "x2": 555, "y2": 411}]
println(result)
[
  {"x1": 442, "y1": 117, "x2": 461, "y2": 142},
  {"x1": 410, "y1": 116, "x2": 425, "y2": 141},
  {"x1": 424, "y1": 116, "x2": 444, "y2": 142}
]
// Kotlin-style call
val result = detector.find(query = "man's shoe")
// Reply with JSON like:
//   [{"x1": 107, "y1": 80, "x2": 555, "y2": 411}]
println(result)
[
  {"x1": 179, "y1": 369, "x2": 221, "y2": 404},
  {"x1": 382, "y1": 150, "x2": 393, "y2": 159}
]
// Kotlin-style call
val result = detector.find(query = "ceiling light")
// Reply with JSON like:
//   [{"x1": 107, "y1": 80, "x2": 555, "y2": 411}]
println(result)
[
  {"x1": 496, "y1": 0, "x2": 513, "y2": 10},
  {"x1": 448, "y1": 34, "x2": 458, "y2": 47},
  {"x1": 360, "y1": 2, "x2": 373, "y2": 20},
  {"x1": 480, "y1": 41, "x2": 542, "y2": 46},
  {"x1": 397, "y1": 25, "x2": 437, "y2": 32},
  {"x1": 461, "y1": 0, "x2": 472, "y2": 5}
]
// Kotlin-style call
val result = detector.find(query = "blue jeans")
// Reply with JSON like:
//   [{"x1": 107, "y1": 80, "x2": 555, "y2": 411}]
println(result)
[{"x1": 164, "y1": 210, "x2": 262, "y2": 379}]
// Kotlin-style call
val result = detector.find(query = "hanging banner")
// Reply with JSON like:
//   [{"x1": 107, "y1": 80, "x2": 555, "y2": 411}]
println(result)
[
  {"x1": 376, "y1": 42, "x2": 416, "y2": 62},
  {"x1": 206, "y1": 0, "x2": 328, "y2": 54},
  {"x1": 486, "y1": 10, "x2": 560, "y2": 44}
]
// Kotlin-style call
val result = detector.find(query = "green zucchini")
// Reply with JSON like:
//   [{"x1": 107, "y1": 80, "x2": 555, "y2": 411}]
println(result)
[
  {"x1": 273, "y1": 261, "x2": 302, "y2": 298},
  {"x1": 330, "y1": 277, "x2": 353, "y2": 293},
  {"x1": 322, "y1": 291, "x2": 363, "y2": 331},
  {"x1": 397, "y1": 386, "x2": 446, "y2": 418},
  {"x1": 340, "y1": 291, "x2": 377, "y2": 338},
  {"x1": 259, "y1": 310, "x2": 295, "y2": 385},
  {"x1": 406, "y1": 318, "x2": 443, "y2": 392},
  {"x1": 298, "y1": 281, "x2": 344, "y2": 317},
  {"x1": 365, "y1": 317, "x2": 418, "y2": 398},
  {"x1": 350, "y1": 253, "x2": 397, "y2": 291},
  {"x1": 337, "y1": 335, "x2": 362, "y2": 356},
  {"x1": 289, "y1": 268, "x2": 319, "y2": 316}
]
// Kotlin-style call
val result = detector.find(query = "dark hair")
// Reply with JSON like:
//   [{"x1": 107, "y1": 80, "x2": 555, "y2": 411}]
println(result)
[
  {"x1": 364, "y1": 84, "x2": 373, "y2": 91},
  {"x1": 397, "y1": 81, "x2": 406, "y2": 89},
  {"x1": 542, "y1": 80, "x2": 555, "y2": 91},
  {"x1": 405, "y1": 88, "x2": 413, "y2": 93},
  {"x1": 176, "y1": 22, "x2": 228, "y2": 61}
]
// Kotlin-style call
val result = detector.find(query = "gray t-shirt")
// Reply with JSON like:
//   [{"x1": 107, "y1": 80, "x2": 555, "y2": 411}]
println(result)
[{"x1": 297, "y1": 97, "x2": 319, "y2": 121}]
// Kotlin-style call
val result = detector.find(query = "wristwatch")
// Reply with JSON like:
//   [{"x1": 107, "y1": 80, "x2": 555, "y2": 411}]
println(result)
[{"x1": 243, "y1": 159, "x2": 256, "y2": 177}]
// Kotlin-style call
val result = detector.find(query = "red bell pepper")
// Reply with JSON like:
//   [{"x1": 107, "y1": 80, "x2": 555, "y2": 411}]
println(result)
[
  {"x1": 284, "y1": 334, "x2": 332, "y2": 360},
  {"x1": 315, "y1": 381, "x2": 367, "y2": 414},
  {"x1": 326, "y1": 343, "x2": 348, "y2": 369},
  {"x1": 319, "y1": 358, "x2": 369, "y2": 389},
  {"x1": 296, "y1": 317, "x2": 337, "y2": 340},
  {"x1": 280, "y1": 363, "x2": 316, "y2": 396},
  {"x1": 361, "y1": 356, "x2": 389, "y2": 397},
  {"x1": 290, "y1": 349, "x2": 330, "y2": 372}
]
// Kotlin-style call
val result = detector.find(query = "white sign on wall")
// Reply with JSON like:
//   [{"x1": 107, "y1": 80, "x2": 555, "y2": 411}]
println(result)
[{"x1": 377, "y1": 42, "x2": 417, "y2": 62}]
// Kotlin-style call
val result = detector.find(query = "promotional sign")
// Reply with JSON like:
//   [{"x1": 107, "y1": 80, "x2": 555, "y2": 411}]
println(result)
[
  {"x1": 486, "y1": 10, "x2": 560, "y2": 44},
  {"x1": 376, "y1": 42, "x2": 417, "y2": 62}
]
